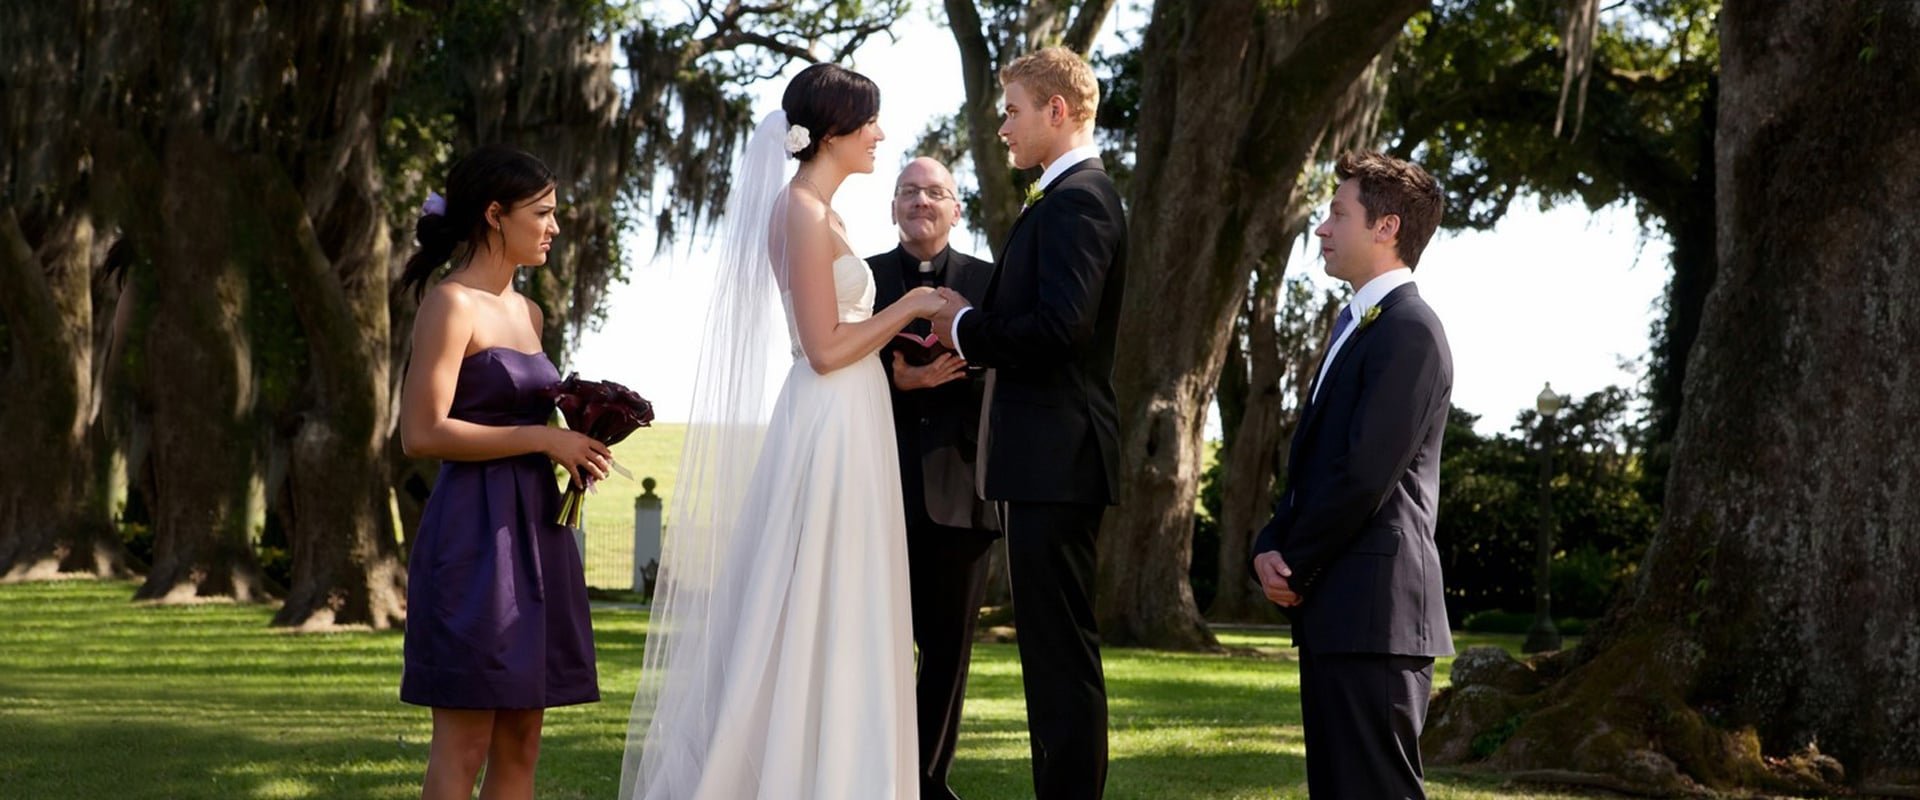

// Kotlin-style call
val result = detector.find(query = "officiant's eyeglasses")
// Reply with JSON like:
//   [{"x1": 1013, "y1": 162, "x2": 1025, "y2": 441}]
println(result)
[{"x1": 895, "y1": 184, "x2": 956, "y2": 202}]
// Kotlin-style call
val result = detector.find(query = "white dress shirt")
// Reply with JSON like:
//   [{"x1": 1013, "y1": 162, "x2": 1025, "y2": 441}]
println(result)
[
  {"x1": 1311, "y1": 268, "x2": 1416, "y2": 404},
  {"x1": 951, "y1": 144, "x2": 1105, "y2": 360}
]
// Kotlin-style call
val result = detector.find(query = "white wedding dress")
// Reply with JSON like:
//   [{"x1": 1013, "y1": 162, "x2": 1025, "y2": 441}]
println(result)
[{"x1": 623, "y1": 249, "x2": 918, "y2": 799}]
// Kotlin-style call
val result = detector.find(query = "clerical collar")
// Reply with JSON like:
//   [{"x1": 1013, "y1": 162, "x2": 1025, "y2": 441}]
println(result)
[{"x1": 904, "y1": 244, "x2": 952, "y2": 276}]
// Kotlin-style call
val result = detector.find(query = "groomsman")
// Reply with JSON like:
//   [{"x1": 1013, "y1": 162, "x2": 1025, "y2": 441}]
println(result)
[
  {"x1": 867, "y1": 156, "x2": 1001, "y2": 800},
  {"x1": 1254, "y1": 150, "x2": 1454, "y2": 799}
]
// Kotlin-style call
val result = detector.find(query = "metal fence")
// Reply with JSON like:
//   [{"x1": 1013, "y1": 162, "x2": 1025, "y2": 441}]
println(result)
[{"x1": 574, "y1": 478, "x2": 663, "y2": 595}]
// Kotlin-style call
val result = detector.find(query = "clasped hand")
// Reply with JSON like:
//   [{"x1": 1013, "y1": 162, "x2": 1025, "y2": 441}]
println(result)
[
  {"x1": 924, "y1": 286, "x2": 970, "y2": 344},
  {"x1": 1253, "y1": 551, "x2": 1302, "y2": 607}
]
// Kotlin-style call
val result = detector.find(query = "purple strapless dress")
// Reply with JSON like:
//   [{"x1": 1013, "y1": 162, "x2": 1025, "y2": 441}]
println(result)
[{"x1": 400, "y1": 347, "x2": 599, "y2": 709}]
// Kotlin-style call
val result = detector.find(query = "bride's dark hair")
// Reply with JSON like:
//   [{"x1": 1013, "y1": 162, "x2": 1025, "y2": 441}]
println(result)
[
  {"x1": 781, "y1": 64, "x2": 879, "y2": 162},
  {"x1": 398, "y1": 144, "x2": 556, "y2": 299}
]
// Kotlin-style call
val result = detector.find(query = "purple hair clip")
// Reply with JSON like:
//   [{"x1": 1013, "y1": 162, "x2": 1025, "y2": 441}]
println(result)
[{"x1": 421, "y1": 190, "x2": 447, "y2": 218}]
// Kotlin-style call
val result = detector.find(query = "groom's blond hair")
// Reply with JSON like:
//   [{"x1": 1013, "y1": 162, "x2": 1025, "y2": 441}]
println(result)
[{"x1": 1000, "y1": 47, "x2": 1099, "y2": 125}]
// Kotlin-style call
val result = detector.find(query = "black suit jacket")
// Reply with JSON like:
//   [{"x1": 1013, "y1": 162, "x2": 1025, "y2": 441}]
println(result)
[
  {"x1": 870, "y1": 245, "x2": 1000, "y2": 532},
  {"x1": 955, "y1": 159, "x2": 1126, "y2": 505},
  {"x1": 1253, "y1": 283, "x2": 1455, "y2": 658}
]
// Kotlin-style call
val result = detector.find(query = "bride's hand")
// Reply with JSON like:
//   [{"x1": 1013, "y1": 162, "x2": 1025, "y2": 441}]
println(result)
[{"x1": 904, "y1": 286, "x2": 947, "y2": 318}]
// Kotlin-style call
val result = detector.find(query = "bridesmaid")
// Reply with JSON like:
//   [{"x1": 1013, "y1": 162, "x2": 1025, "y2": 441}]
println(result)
[{"x1": 397, "y1": 144, "x2": 611, "y2": 800}]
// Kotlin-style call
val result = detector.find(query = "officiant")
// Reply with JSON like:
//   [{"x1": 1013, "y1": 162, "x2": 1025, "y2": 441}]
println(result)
[{"x1": 867, "y1": 156, "x2": 1001, "y2": 800}]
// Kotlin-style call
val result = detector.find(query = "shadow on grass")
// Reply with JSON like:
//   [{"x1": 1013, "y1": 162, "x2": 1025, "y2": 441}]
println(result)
[
  {"x1": 0, "y1": 708, "x2": 424, "y2": 799},
  {"x1": 945, "y1": 750, "x2": 1309, "y2": 800}
]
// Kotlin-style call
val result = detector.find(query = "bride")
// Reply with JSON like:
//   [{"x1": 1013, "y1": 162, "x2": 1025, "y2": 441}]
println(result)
[{"x1": 619, "y1": 64, "x2": 946, "y2": 799}]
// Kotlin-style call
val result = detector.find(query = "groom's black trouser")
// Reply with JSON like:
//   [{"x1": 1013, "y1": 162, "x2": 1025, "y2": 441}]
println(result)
[
  {"x1": 1298, "y1": 649, "x2": 1434, "y2": 800},
  {"x1": 908, "y1": 522, "x2": 997, "y2": 800},
  {"x1": 1003, "y1": 501, "x2": 1108, "y2": 800}
]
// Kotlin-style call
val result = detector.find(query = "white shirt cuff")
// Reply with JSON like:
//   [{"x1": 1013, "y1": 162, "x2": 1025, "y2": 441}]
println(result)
[{"x1": 951, "y1": 307, "x2": 972, "y2": 360}]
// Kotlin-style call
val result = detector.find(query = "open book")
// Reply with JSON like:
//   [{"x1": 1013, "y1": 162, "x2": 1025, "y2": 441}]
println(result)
[{"x1": 891, "y1": 331, "x2": 953, "y2": 366}]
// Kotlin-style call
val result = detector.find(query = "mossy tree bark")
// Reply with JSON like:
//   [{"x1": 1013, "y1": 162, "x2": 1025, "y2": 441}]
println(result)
[{"x1": 1425, "y1": 2, "x2": 1920, "y2": 793}]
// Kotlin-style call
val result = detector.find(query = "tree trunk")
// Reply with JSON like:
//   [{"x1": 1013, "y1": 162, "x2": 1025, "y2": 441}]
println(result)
[
  {"x1": 90, "y1": 0, "x2": 429, "y2": 608},
  {"x1": 944, "y1": 0, "x2": 1017, "y2": 255},
  {"x1": 75, "y1": 0, "x2": 433, "y2": 621},
  {"x1": 261, "y1": 149, "x2": 409, "y2": 629},
  {"x1": 0, "y1": 209, "x2": 128, "y2": 580},
  {"x1": 1425, "y1": 3, "x2": 1920, "y2": 792},
  {"x1": 1099, "y1": 0, "x2": 1422, "y2": 650},
  {"x1": 0, "y1": 2, "x2": 132, "y2": 581},
  {"x1": 1209, "y1": 259, "x2": 1336, "y2": 623},
  {"x1": 130, "y1": 131, "x2": 272, "y2": 603},
  {"x1": 1640, "y1": 93, "x2": 1717, "y2": 509},
  {"x1": 1205, "y1": 255, "x2": 1283, "y2": 623},
  {"x1": 244, "y1": 0, "x2": 427, "y2": 629}
]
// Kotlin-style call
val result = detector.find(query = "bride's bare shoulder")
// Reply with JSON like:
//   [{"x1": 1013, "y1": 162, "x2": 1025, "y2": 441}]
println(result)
[
  {"x1": 778, "y1": 186, "x2": 835, "y2": 248},
  {"x1": 781, "y1": 187, "x2": 831, "y2": 226}
]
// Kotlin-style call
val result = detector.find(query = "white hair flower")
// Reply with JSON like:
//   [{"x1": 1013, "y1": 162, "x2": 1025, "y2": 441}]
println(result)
[{"x1": 784, "y1": 123, "x2": 812, "y2": 155}]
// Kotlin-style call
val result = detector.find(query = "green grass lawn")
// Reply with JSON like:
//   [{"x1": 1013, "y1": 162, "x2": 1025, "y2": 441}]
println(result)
[{"x1": 0, "y1": 580, "x2": 1596, "y2": 799}]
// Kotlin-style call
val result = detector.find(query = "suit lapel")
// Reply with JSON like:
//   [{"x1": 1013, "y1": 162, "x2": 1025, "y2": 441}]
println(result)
[
  {"x1": 991, "y1": 201, "x2": 1043, "y2": 301},
  {"x1": 1292, "y1": 283, "x2": 1421, "y2": 446},
  {"x1": 1009, "y1": 160, "x2": 1089, "y2": 229},
  {"x1": 987, "y1": 158, "x2": 1104, "y2": 306},
  {"x1": 1019, "y1": 159, "x2": 1100, "y2": 227}
]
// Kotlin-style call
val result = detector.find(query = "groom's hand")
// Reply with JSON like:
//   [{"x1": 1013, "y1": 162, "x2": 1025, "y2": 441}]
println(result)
[
  {"x1": 930, "y1": 287, "x2": 970, "y2": 345},
  {"x1": 1254, "y1": 551, "x2": 1301, "y2": 607}
]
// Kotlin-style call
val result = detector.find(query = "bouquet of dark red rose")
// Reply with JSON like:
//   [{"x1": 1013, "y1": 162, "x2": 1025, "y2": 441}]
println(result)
[{"x1": 544, "y1": 372, "x2": 655, "y2": 528}]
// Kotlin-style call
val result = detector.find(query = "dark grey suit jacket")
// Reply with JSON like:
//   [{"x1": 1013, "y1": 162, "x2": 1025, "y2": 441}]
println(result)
[
  {"x1": 1253, "y1": 283, "x2": 1455, "y2": 658},
  {"x1": 870, "y1": 245, "x2": 1000, "y2": 532}
]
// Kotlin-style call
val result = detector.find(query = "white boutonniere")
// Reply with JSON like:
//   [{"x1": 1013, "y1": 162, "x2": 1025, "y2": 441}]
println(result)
[{"x1": 1359, "y1": 305, "x2": 1383, "y2": 330}]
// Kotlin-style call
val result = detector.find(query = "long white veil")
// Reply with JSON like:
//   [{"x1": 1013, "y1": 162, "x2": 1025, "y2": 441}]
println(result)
[{"x1": 619, "y1": 110, "x2": 793, "y2": 798}]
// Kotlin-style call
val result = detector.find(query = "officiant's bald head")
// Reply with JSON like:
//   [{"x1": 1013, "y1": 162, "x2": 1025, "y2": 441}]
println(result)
[{"x1": 892, "y1": 157, "x2": 962, "y2": 260}]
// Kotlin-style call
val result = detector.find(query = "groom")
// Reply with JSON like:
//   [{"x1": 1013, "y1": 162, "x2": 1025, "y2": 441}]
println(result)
[
  {"x1": 1253, "y1": 150, "x2": 1453, "y2": 799},
  {"x1": 931, "y1": 46, "x2": 1125, "y2": 800}
]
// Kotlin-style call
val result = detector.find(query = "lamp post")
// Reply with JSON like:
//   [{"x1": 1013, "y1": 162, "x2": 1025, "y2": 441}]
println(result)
[{"x1": 1523, "y1": 382, "x2": 1570, "y2": 654}]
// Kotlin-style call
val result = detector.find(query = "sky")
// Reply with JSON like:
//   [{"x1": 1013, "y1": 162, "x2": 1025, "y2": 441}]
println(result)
[{"x1": 569, "y1": 7, "x2": 1670, "y2": 438}]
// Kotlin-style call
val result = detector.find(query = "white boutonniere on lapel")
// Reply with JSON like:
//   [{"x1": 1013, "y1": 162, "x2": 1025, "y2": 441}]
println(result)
[
  {"x1": 1358, "y1": 305, "x2": 1383, "y2": 330},
  {"x1": 1022, "y1": 182, "x2": 1044, "y2": 210}
]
